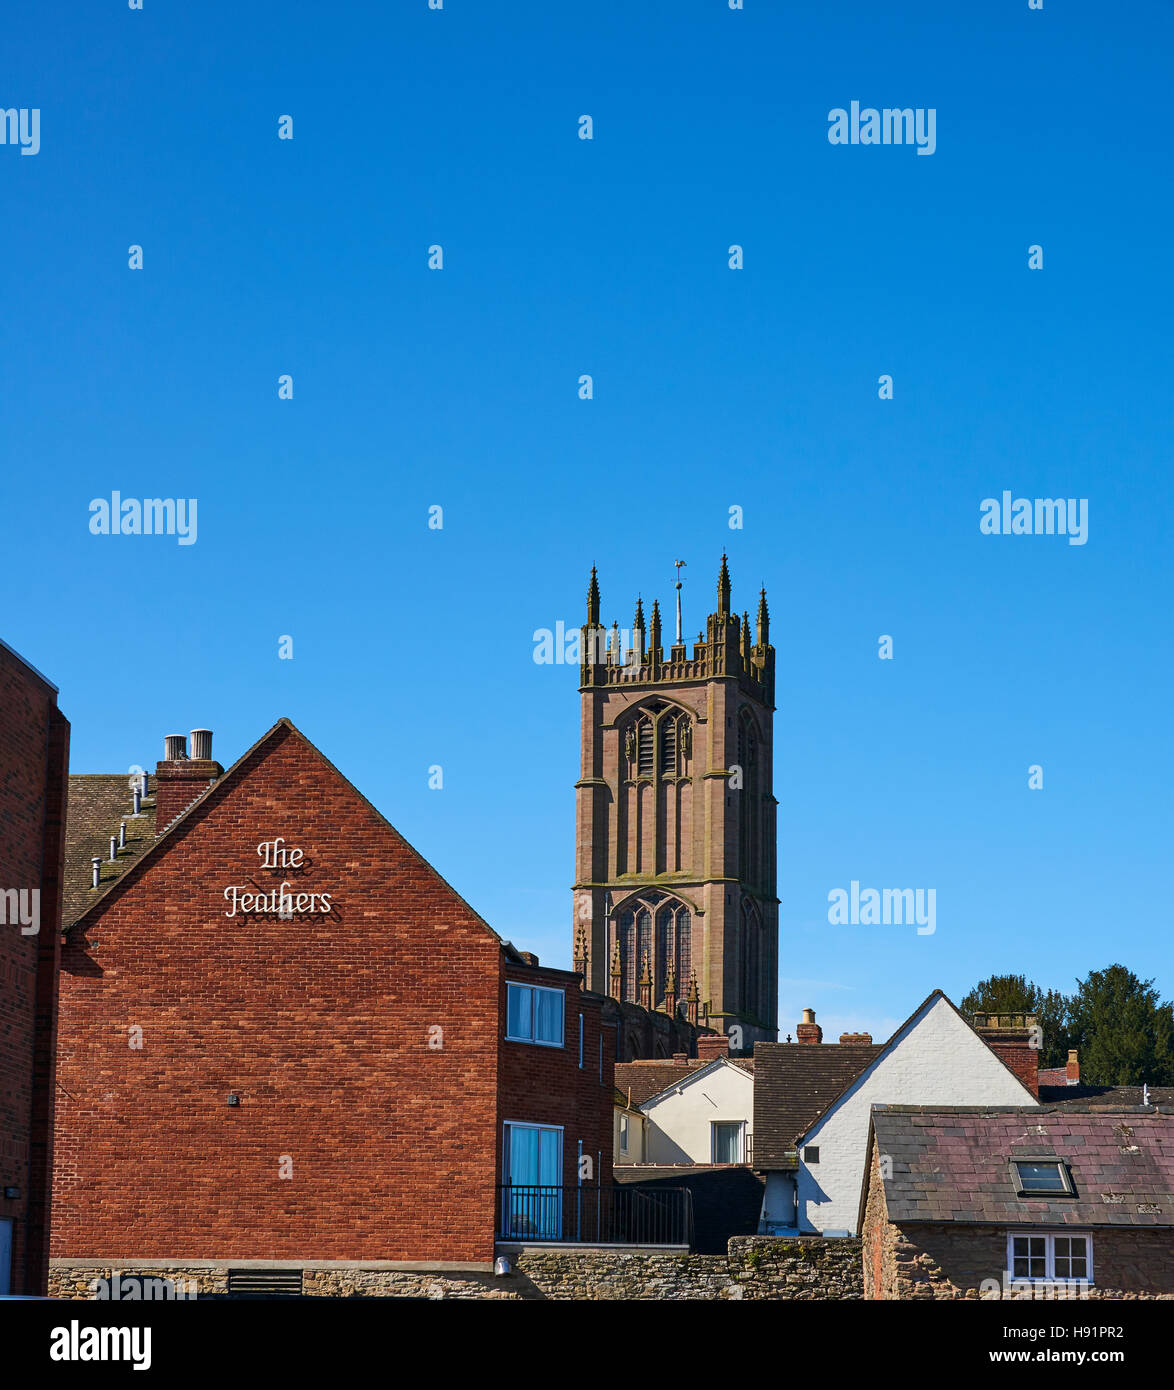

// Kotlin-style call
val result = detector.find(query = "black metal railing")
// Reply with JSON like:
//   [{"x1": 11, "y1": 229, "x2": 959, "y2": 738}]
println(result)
[{"x1": 497, "y1": 1184, "x2": 693, "y2": 1247}]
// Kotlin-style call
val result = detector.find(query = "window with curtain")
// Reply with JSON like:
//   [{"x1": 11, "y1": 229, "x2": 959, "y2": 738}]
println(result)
[
  {"x1": 502, "y1": 1123, "x2": 563, "y2": 1239},
  {"x1": 505, "y1": 982, "x2": 565, "y2": 1046},
  {"x1": 712, "y1": 1122, "x2": 744, "y2": 1163}
]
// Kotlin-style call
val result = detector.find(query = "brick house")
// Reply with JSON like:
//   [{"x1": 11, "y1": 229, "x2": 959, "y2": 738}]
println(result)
[
  {"x1": 753, "y1": 994, "x2": 1039, "y2": 1235},
  {"x1": 52, "y1": 718, "x2": 614, "y2": 1282},
  {"x1": 0, "y1": 639, "x2": 69, "y2": 1295},
  {"x1": 860, "y1": 1104, "x2": 1174, "y2": 1299}
]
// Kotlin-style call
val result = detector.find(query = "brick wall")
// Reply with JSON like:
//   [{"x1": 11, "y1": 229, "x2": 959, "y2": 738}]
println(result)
[
  {"x1": 497, "y1": 965, "x2": 615, "y2": 1195},
  {"x1": 53, "y1": 723, "x2": 507, "y2": 1264},
  {"x1": 0, "y1": 642, "x2": 68, "y2": 1295}
]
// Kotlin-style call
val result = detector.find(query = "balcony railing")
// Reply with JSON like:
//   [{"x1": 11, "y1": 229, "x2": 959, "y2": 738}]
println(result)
[{"x1": 497, "y1": 1184, "x2": 694, "y2": 1247}]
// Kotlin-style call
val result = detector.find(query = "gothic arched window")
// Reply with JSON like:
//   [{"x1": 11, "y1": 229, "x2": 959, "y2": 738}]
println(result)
[
  {"x1": 615, "y1": 893, "x2": 693, "y2": 1010},
  {"x1": 623, "y1": 703, "x2": 691, "y2": 782}
]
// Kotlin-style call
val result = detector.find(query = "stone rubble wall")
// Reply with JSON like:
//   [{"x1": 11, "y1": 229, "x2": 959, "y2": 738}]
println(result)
[{"x1": 49, "y1": 1237, "x2": 863, "y2": 1301}]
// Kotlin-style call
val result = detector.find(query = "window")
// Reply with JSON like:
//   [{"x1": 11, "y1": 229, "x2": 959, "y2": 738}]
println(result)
[
  {"x1": 713, "y1": 1122, "x2": 745, "y2": 1163},
  {"x1": 1008, "y1": 1233, "x2": 1092, "y2": 1285},
  {"x1": 1012, "y1": 1159, "x2": 1074, "y2": 1196},
  {"x1": 619, "y1": 1115, "x2": 629, "y2": 1154},
  {"x1": 502, "y1": 1123, "x2": 563, "y2": 1239},
  {"x1": 803, "y1": 1146, "x2": 820, "y2": 1164},
  {"x1": 506, "y1": 983, "x2": 565, "y2": 1046},
  {"x1": 616, "y1": 895, "x2": 692, "y2": 1008}
]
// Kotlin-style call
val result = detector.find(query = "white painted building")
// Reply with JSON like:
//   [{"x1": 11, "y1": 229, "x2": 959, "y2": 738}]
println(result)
[
  {"x1": 636, "y1": 1058, "x2": 755, "y2": 1165},
  {"x1": 760, "y1": 992, "x2": 1039, "y2": 1236}
]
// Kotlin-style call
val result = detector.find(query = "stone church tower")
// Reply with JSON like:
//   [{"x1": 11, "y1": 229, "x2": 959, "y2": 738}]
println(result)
[{"x1": 572, "y1": 557, "x2": 778, "y2": 1048}]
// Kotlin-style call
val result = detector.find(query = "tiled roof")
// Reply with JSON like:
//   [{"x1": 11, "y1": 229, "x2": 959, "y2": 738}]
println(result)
[
  {"x1": 62, "y1": 775, "x2": 158, "y2": 928},
  {"x1": 1037, "y1": 1067, "x2": 1071, "y2": 1086},
  {"x1": 868, "y1": 1105, "x2": 1174, "y2": 1228},
  {"x1": 615, "y1": 1056, "x2": 754, "y2": 1108},
  {"x1": 751, "y1": 1043, "x2": 884, "y2": 1169},
  {"x1": 1041, "y1": 1083, "x2": 1174, "y2": 1109}
]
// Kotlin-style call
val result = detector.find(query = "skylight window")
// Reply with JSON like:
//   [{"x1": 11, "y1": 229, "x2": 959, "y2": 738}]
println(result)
[{"x1": 1013, "y1": 1159, "x2": 1074, "y2": 1196}]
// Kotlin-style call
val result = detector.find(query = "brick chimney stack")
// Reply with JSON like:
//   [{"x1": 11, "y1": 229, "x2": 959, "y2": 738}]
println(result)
[
  {"x1": 839, "y1": 1031, "x2": 873, "y2": 1045},
  {"x1": 796, "y1": 1008, "x2": 823, "y2": 1045},
  {"x1": 696, "y1": 1032, "x2": 731, "y2": 1061},
  {"x1": 971, "y1": 1012, "x2": 1040, "y2": 1099},
  {"x1": 155, "y1": 730, "x2": 223, "y2": 830}
]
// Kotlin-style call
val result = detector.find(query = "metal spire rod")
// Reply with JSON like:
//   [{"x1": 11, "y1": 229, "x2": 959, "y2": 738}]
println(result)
[{"x1": 674, "y1": 559, "x2": 687, "y2": 643}]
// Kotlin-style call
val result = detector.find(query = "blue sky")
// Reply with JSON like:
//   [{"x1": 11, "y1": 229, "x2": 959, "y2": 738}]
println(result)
[{"x1": 4, "y1": 1, "x2": 1171, "y2": 1041}]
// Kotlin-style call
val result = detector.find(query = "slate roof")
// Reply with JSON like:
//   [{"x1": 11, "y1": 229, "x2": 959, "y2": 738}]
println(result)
[
  {"x1": 865, "y1": 1105, "x2": 1174, "y2": 1229},
  {"x1": 62, "y1": 775, "x2": 158, "y2": 928},
  {"x1": 1041, "y1": 1083, "x2": 1174, "y2": 1109},
  {"x1": 751, "y1": 1043, "x2": 884, "y2": 1168},
  {"x1": 616, "y1": 1056, "x2": 754, "y2": 1108}
]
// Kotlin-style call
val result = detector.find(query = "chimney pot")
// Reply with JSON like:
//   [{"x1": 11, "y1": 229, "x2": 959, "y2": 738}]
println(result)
[
  {"x1": 119, "y1": 821, "x2": 127, "y2": 849},
  {"x1": 190, "y1": 729, "x2": 213, "y2": 761},
  {"x1": 91, "y1": 856, "x2": 100, "y2": 889},
  {"x1": 1066, "y1": 1048, "x2": 1080, "y2": 1085},
  {"x1": 796, "y1": 1008, "x2": 823, "y2": 1045},
  {"x1": 164, "y1": 734, "x2": 187, "y2": 761},
  {"x1": 108, "y1": 836, "x2": 117, "y2": 863}
]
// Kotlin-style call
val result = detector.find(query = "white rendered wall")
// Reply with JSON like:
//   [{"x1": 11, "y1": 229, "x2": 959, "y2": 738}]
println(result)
[
  {"x1": 796, "y1": 996, "x2": 1037, "y2": 1235},
  {"x1": 641, "y1": 1062, "x2": 754, "y2": 1165}
]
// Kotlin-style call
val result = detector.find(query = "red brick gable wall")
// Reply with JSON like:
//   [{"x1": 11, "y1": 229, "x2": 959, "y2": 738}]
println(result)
[
  {"x1": 0, "y1": 645, "x2": 68, "y2": 1296},
  {"x1": 53, "y1": 724, "x2": 504, "y2": 1263}
]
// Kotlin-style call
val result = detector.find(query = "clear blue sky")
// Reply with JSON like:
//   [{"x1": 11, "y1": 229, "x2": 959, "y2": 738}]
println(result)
[{"x1": 4, "y1": 2, "x2": 1171, "y2": 1042}]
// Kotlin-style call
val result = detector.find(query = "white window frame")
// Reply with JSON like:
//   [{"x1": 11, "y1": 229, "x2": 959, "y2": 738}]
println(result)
[
  {"x1": 505, "y1": 982, "x2": 565, "y2": 1047},
  {"x1": 619, "y1": 1114, "x2": 629, "y2": 1154},
  {"x1": 711, "y1": 1119, "x2": 746, "y2": 1164},
  {"x1": 1006, "y1": 1231, "x2": 1094, "y2": 1286}
]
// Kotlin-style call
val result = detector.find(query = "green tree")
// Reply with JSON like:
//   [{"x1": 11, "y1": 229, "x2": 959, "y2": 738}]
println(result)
[
  {"x1": 1067, "y1": 965, "x2": 1174, "y2": 1086},
  {"x1": 959, "y1": 973, "x2": 1071, "y2": 1070}
]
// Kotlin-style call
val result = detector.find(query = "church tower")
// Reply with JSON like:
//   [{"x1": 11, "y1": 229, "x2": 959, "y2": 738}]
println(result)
[{"x1": 572, "y1": 558, "x2": 778, "y2": 1048}]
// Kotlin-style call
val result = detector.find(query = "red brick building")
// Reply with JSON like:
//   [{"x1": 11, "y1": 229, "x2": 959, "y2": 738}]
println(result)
[
  {"x1": 53, "y1": 718, "x2": 614, "y2": 1279},
  {"x1": 0, "y1": 638, "x2": 69, "y2": 1295}
]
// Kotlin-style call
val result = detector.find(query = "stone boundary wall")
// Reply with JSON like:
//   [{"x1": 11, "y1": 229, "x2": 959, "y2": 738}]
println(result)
[{"x1": 50, "y1": 1237, "x2": 863, "y2": 1301}]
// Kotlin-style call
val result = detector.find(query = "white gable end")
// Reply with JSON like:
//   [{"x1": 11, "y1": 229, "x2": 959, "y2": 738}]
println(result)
[
  {"x1": 641, "y1": 1061, "x2": 755, "y2": 1165},
  {"x1": 795, "y1": 995, "x2": 1036, "y2": 1235}
]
